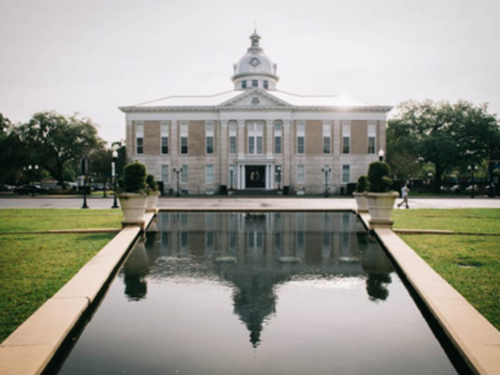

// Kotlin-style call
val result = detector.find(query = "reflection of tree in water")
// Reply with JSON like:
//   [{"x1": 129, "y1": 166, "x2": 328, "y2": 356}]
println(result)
[
  {"x1": 366, "y1": 273, "x2": 391, "y2": 302},
  {"x1": 122, "y1": 242, "x2": 150, "y2": 301},
  {"x1": 360, "y1": 238, "x2": 394, "y2": 303}
]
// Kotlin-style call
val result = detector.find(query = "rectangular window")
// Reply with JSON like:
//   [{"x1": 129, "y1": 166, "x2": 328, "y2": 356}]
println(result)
[
  {"x1": 342, "y1": 122, "x2": 350, "y2": 154},
  {"x1": 252, "y1": 80, "x2": 258, "y2": 87},
  {"x1": 342, "y1": 165, "x2": 350, "y2": 183},
  {"x1": 206, "y1": 165, "x2": 214, "y2": 183},
  {"x1": 297, "y1": 123, "x2": 305, "y2": 154},
  {"x1": 180, "y1": 123, "x2": 188, "y2": 154},
  {"x1": 323, "y1": 123, "x2": 331, "y2": 154},
  {"x1": 248, "y1": 123, "x2": 263, "y2": 154},
  {"x1": 161, "y1": 165, "x2": 169, "y2": 183},
  {"x1": 275, "y1": 165, "x2": 282, "y2": 183},
  {"x1": 297, "y1": 165, "x2": 305, "y2": 184},
  {"x1": 323, "y1": 165, "x2": 332, "y2": 183},
  {"x1": 206, "y1": 122, "x2": 214, "y2": 154},
  {"x1": 181, "y1": 165, "x2": 188, "y2": 184},
  {"x1": 368, "y1": 122, "x2": 376, "y2": 154},
  {"x1": 229, "y1": 123, "x2": 237, "y2": 154},
  {"x1": 274, "y1": 123, "x2": 282, "y2": 154},
  {"x1": 242, "y1": 81, "x2": 247, "y2": 89},
  {"x1": 161, "y1": 122, "x2": 169, "y2": 154},
  {"x1": 135, "y1": 122, "x2": 144, "y2": 154},
  {"x1": 264, "y1": 80, "x2": 269, "y2": 89}
]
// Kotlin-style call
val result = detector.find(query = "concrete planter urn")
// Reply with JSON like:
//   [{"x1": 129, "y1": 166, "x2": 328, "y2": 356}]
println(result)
[
  {"x1": 119, "y1": 193, "x2": 148, "y2": 222},
  {"x1": 366, "y1": 192, "x2": 399, "y2": 226},
  {"x1": 146, "y1": 191, "x2": 160, "y2": 213},
  {"x1": 353, "y1": 192, "x2": 368, "y2": 213}
]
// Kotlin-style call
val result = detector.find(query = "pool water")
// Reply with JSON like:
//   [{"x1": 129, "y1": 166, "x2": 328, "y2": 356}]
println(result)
[{"x1": 57, "y1": 212, "x2": 458, "y2": 374}]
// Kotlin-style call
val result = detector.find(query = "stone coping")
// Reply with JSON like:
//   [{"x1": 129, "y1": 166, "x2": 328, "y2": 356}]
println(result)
[
  {"x1": 359, "y1": 213, "x2": 500, "y2": 375},
  {"x1": 0, "y1": 212, "x2": 155, "y2": 375}
]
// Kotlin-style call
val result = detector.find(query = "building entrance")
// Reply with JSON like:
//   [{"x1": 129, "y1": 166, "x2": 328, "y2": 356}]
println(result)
[{"x1": 245, "y1": 166, "x2": 266, "y2": 188}]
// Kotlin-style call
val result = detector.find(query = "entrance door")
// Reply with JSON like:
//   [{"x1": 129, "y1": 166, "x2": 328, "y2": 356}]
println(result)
[{"x1": 245, "y1": 166, "x2": 266, "y2": 188}]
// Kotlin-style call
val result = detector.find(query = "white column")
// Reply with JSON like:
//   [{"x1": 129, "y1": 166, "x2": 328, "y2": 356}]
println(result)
[
  {"x1": 283, "y1": 120, "x2": 291, "y2": 186},
  {"x1": 220, "y1": 120, "x2": 228, "y2": 185},
  {"x1": 237, "y1": 120, "x2": 245, "y2": 159},
  {"x1": 266, "y1": 119, "x2": 273, "y2": 158}
]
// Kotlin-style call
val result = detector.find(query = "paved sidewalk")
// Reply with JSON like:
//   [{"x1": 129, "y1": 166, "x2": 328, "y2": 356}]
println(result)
[{"x1": 0, "y1": 196, "x2": 499, "y2": 210}]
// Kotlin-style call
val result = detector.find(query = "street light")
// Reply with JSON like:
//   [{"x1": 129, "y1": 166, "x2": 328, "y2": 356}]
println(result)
[
  {"x1": 378, "y1": 149, "x2": 385, "y2": 162},
  {"x1": 111, "y1": 150, "x2": 119, "y2": 208},
  {"x1": 229, "y1": 166, "x2": 234, "y2": 191},
  {"x1": 81, "y1": 158, "x2": 89, "y2": 209},
  {"x1": 276, "y1": 166, "x2": 282, "y2": 191},
  {"x1": 173, "y1": 167, "x2": 183, "y2": 197},
  {"x1": 468, "y1": 165, "x2": 478, "y2": 198},
  {"x1": 27, "y1": 165, "x2": 39, "y2": 196},
  {"x1": 427, "y1": 172, "x2": 433, "y2": 192},
  {"x1": 322, "y1": 167, "x2": 331, "y2": 197}
]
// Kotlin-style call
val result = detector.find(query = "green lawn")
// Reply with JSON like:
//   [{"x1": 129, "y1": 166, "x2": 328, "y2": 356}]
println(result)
[
  {"x1": 0, "y1": 209, "x2": 122, "y2": 232},
  {"x1": 393, "y1": 209, "x2": 500, "y2": 330},
  {"x1": 0, "y1": 209, "x2": 121, "y2": 342},
  {"x1": 392, "y1": 208, "x2": 500, "y2": 234}
]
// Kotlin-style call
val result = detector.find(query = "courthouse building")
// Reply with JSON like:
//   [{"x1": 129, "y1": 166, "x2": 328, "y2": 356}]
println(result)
[{"x1": 120, "y1": 31, "x2": 392, "y2": 195}]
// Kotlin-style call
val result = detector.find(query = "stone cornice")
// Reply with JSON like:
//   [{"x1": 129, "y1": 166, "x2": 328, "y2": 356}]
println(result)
[{"x1": 119, "y1": 105, "x2": 393, "y2": 113}]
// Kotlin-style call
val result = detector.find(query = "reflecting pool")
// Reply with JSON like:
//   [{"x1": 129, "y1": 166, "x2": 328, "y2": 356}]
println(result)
[{"x1": 57, "y1": 212, "x2": 458, "y2": 374}]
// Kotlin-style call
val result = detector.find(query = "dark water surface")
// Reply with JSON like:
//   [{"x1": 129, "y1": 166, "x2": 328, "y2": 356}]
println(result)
[{"x1": 57, "y1": 212, "x2": 457, "y2": 374}]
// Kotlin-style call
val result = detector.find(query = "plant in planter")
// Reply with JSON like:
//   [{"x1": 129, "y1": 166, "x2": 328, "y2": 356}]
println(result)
[
  {"x1": 146, "y1": 174, "x2": 160, "y2": 213},
  {"x1": 366, "y1": 161, "x2": 399, "y2": 226},
  {"x1": 353, "y1": 175, "x2": 369, "y2": 213},
  {"x1": 118, "y1": 162, "x2": 148, "y2": 224}
]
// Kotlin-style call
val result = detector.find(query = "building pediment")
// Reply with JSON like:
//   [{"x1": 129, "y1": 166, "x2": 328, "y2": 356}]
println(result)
[{"x1": 220, "y1": 89, "x2": 291, "y2": 108}]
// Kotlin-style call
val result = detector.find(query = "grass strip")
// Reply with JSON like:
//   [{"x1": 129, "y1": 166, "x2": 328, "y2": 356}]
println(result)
[
  {"x1": 0, "y1": 233, "x2": 115, "y2": 343},
  {"x1": 392, "y1": 208, "x2": 500, "y2": 234},
  {"x1": 400, "y1": 234, "x2": 500, "y2": 330},
  {"x1": 0, "y1": 209, "x2": 122, "y2": 233}
]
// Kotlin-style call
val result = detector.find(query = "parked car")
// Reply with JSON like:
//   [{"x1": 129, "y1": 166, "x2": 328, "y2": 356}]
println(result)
[
  {"x1": 465, "y1": 185, "x2": 480, "y2": 193},
  {"x1": 0, "y1": 184, "x2": 14, "y2": 192},
  {"x1": 449, "y1": 185, "x2": 463, "y2": 193},
  {"x1": 13, "y1": 185, "x2": 49, "y2": 195}
]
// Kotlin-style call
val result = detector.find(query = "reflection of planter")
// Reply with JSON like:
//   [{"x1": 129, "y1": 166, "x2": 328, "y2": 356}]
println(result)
[
  {"x1": 353, "y1": 192, "x2": 368, "y2": 213},
  {"x1": 366, "y1": 192, "x2": 399, "y2": 227},
  {"x1": 119, "y1": 193, "x2": 148, "y2": 224},
  {"x1": 146, "y1": 191, "x2": 160, "y2": 213}
]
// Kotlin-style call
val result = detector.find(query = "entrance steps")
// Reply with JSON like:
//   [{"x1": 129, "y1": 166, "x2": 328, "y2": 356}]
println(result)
[{"x1": 230, "y1": 189, "x2": 281, "y2": 197}]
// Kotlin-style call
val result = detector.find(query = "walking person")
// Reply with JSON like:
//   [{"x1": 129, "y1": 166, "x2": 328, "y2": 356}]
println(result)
[{"x1": 397, "y1": 182, "x2": 410, "y2": 209}]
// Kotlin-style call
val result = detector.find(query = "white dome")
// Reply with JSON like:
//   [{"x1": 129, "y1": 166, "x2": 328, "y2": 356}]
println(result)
[{"x1": 232, "y1": 31, "x2": 279, "y2": 90}]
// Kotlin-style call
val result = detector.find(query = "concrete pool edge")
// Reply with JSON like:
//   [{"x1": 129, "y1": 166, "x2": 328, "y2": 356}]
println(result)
[
  {"x1": 0, "y1": 213, "x2": 156, "y2": 375},
  {"x1": 358, "y1": 213, "x2": 500, "y2": 375}
]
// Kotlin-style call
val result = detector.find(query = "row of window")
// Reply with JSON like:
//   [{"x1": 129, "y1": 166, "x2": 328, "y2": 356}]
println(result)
[
  {"x1": 135, "y1": 122, "x2": 376, "y2": 156},
  {"x1": 159, "y1": 164, "x2": 351, "y2": 184},
  {"x1": 241, "y1": 80, "x2": 269, "y2": 89}
]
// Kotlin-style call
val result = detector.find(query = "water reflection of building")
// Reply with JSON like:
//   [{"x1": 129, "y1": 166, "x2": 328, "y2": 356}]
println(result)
[{"x1": 120, "y1": 212, "x2": 394, "y2": 347}]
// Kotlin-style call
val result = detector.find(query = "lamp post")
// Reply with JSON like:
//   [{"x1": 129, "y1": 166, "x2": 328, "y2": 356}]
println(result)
[
  {"x1": 468, "y1": 165, "x2": 478, "y2": 198},
  {"x1": 427, "y1": 172, "x2": 433, "y2": 192},
  {"x1": 27, "y1": 165, "x2": 38, "y2": 196},
  {"x1": 173, "y1": 167, "x2": 182, "y2": 197},
  {"x1": 378, "y1": 149, "x2": 385, "y2": 162},
  {"x1": 276, "y1": 166, "x2": 281, "y2": 191},
  {"x1": 322, "y1": 167, "x2": 331, "y2": 197},
  {"x1": 229, "y1": 166, "x2": 234, "y2": 191},
  {"x1": 111, "y1": 150, "x2": 119, "y2": 208},
  {"x1": 81, "y1": 158, "x2": 89, "y2": 209}
]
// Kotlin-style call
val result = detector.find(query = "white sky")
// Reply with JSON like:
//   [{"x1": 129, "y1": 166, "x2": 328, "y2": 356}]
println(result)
[{"x1": 1, "y1": 0, "x2": 499, "y2": 144}]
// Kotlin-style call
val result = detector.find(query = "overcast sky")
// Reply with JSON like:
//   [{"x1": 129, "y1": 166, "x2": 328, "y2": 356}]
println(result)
[{"x1": 1, "y1": 0, "x2": 499, "y2": 143}]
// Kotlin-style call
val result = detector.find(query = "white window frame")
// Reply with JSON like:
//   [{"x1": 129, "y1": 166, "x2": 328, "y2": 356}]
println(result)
[
  {"x1": 368, "y1": 121, "x2": 376, "y2": 154},
  {"x1": 274, "y1": 122, "x2": 282, "y2": 154},
  {"x1": 206, "y1": 122, "x2": 214, "y2": 155},
  {"x1": 323, "y1": 123, "x2": 331, "y2": 154},
  {"x1": 205, "y1": 165, "x2": 214, "y2": 183},
  {"x1": 297, "y1": 165, "x2": 305, "y2": 184},
  {"x1": 180, "y1": 165, "x2": 188, "y2": 184},
  {"x1": 342, "y1": 165, "x2": 350, "y2": 183},
  {"x1": 248, "y1": 123, "x2": 263, "y2": 155},
  {"x1": 229, "y1": 122, "x2": 237, "y2": 154},
  {"x1": 161, "y1": 164, "x2": 169, "y2": 184},
  {"x1": 297, "y1": 122, "x2": 305, "y2": 154},
  {"x1": 342, "y1": 122, "x2": 351, "y2": 154},
  {"x1": 135, "y1": 122, "x2": 144, "y2": 155},
  {"x1": 161, "y1": 122, "x2": 169, "y2": 154},
  {"x1": 180, "y1": 122, "x2": 188, "y2": 155}
]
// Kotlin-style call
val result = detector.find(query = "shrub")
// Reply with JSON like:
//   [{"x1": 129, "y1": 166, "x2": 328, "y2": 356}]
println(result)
[
  {"x1": 367, "y1": 162, "x2": 393, "y2": 193},
  {"x1": 146, "y1": 174, "x2": 158, "y2": 192},
  {"x1": 122, "y1": 162, "x2": 147, "y2": 193},
  {"x1": 355, "y1": 175, "x2": 368, "y2": 193}
]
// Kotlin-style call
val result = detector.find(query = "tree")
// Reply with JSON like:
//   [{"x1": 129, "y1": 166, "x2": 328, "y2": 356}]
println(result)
[
  {"x1": 20, "y1": 112, "x2": 105, "y2": 189},
  {"x1": 0, "y1": 113, "x2": 29, "y2": 184},
  {"x1": 388, "y1": 100, "x2": 500, "y2": 192},
  {"x1": 89, "y1": 146, "x2": 112, "y2": 197}
]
